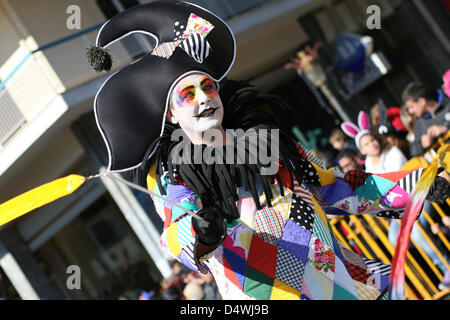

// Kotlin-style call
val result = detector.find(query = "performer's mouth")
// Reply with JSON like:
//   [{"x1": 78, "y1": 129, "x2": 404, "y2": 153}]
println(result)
[{"x1": 194, "y1": 107, "x2": 219, "y2": 118}]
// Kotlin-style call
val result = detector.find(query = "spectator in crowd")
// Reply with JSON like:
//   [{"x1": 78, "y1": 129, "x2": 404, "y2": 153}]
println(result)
[
  {"x1": 370, "y1": 100, "x2": 410, "y2": 158},
  {"x1": 328, "y1": 128, "x2": 357, "y2": 152},
  {"x1": 197, "y1": 272, "x2": 222, "y2": 300},
  {"x1": 336, "y1": 148, "x2": 363, "y2": 173},
  {"x1": 400, "y1": 104, "x2": 416, "y2": 145},
  {"x1": 402, "y1": 81, "x2": 450, "y2": 157},
  {"x1": 341, "y1": 111, "x2": 407, "y2": 173},
  {"x1": 358, "y1": 132, "x2": 407, "y2": 174},
  {"x1": 160, "y1": 260, "x2": 188, "y2": 300}
]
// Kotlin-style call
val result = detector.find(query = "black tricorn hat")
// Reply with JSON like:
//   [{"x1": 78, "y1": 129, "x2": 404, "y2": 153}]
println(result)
[{"x1": 91, "y1": 1, "x2": 235, "y2": 172}]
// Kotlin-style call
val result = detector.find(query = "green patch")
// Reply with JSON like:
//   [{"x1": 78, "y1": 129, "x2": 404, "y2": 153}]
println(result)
[{"x1": 243, "y1": 266, "x2": 274, "y2": 300}]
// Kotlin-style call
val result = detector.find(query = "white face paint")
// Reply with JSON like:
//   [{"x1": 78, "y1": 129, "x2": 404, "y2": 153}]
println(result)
[{"x1": 168, "y1": 73, "x2": 224, "y2": 142}]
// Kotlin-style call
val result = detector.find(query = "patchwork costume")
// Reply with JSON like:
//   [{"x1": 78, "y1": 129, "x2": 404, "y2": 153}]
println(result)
[
  {"x1": 88, "y1": 1, "x2": 445, "y2": 300},
  {"x1": 148, "y1": 153, "x2": 422, "y2": 300}
]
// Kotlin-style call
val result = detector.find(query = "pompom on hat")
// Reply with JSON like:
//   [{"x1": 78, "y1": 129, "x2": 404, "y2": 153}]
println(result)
[
  {"x1": 341, "y1": 111, "x2": 371, "y2": 149},
  {"x1": 89, "y1": 1, "x2": 236, "y2": 172}
]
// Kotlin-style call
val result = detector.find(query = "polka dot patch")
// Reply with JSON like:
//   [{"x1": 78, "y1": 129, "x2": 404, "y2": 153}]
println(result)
[
  {"x1": 289, "y1": 194, "x2": 314, "y2": 233},
  {"x1": 173, "y1": 20, "x2": 186, "y2": 41},
  {"x1": 299, "y1": 160, "x2": 320, "y2": 186}
]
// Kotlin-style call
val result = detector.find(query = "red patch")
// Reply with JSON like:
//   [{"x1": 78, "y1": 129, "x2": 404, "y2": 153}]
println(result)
[
  {"x1": 222, "y1": 255, "x2": 243, "y2": 290},
  {"x1": 277, "y1": 167, "x2": 293, "y2": 189},
  {"x1": 247, "y1": 235, "x2": 277, "y2": 278},
  {"x1": 375, "y1": 170, "x2": 415, "y2": 183},
  {"x1": 163, "y1": 207, "x2": 172, "y2": 229}
]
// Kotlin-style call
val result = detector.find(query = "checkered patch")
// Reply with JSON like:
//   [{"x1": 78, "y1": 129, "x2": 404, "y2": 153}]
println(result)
[
  {"x1": 345, "y1": 261, "x2": 372, "y2": 283},
  {"x1": 289, "y1": 194, "x2": 315, "y2": 233},
  {"x1": 343, "y1": 170, "x2": 372, "y2": 191},
  {"x1": 254, "y1": 207, "x2": 285, "y2": 245},
  {"x1": 275, "y1": 247, "x2": 305, "y2": 291},
  {"x1": 338, "y1": 244, "x2": 367, "y2": 270}
]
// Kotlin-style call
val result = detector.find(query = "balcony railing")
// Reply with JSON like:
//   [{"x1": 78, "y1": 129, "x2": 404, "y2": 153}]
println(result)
[{"x1": 0, "y1": 25, "x2": 153, "y2": 148}]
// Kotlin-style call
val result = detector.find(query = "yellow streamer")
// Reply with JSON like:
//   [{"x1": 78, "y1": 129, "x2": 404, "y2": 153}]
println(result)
[{"x1": 0, "y1": 175, "x2": 85, "y2": 227}]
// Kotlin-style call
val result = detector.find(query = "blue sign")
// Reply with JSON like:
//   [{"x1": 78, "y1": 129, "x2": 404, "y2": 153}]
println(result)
[{"x1": 335, "y1": 33, "x2": 366, "y2": 74}]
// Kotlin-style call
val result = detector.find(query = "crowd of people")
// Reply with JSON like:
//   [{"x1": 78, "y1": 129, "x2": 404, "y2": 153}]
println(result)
[
  {"x1": 133, "y1": 260, "x2": 221, "y2": 300},
  {"x1": 324, "y1": 77, "x2": 450, "y2": 291}
]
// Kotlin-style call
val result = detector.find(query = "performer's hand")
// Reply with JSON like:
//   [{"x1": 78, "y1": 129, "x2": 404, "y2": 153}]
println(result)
[
  {"x1": 192, "y1": 207, "x2": 226, "y2": 246},
  {"x1": 426, "y1": 175, "x2": 450, "y2": 204}
]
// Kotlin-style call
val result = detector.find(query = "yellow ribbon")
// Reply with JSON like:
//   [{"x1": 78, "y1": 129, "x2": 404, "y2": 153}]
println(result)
[{"x1": 0, "y1": 175, "x2": 85, "y2": 227}]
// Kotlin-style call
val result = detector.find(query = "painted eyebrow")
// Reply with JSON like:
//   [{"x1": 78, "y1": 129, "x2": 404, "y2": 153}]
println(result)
[
  {"x1": 200, "y1": 77, "x2": 213, "y2": 86},
  {"x1": 179, "y1": 85, "x2": 195, "y2": 95}
]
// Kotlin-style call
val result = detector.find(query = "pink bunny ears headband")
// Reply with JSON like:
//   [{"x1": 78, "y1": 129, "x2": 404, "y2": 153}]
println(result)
[
  {"x1": 443, "y1": 69, "x2": 450, "y2": 98},
  {"x1": 341, "y1": 111, "x2": 371, "y2": 149}
]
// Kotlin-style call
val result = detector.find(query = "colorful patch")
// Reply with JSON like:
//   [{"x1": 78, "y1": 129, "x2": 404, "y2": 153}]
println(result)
[
  {"x1": 292, "y1": 180, "x2": 315, "y2": 207},
  {"x1": 222, "y1": 248, "x2": 246, "y2": 290},
  {"x1": 259, "y1": 182, "x2": 292, "y2": 220},
  {"x1": 355, "y1": 175, "x2": 396, "y2": 201},
  {"x1": 301, "y1": 263, "x2": 333, "y2": 300},
  {"x1": 151, "y1": 40, "x2": 181, "y2": 59},
  {"x1": 307, "y1": 236, "x2": 335, "y2": 278},
  {"x1": 339, "y1": 244, "x2": 367, "y2": 270},
  {"x1": 270, "y1": 279, "x2": 301, "y2": 300},
  {"x1": 243, "y1": 266, "x2": 274, "y2": 300},
  {"x1": 345, "y1": 261, "x2": 372, "y2": 284},
  {"x1": 343, "y1": 170, "x2": 372, "y2": 190},
  {"x1": 236, "y1": 196, "x2": 258, "y2": 229},
  {"x1": 247, "y1": 235, "x2": 278, "y2": 278},
  {"x1": 254, "y1": 206, "x2": 286, "y2": 245},
  {"x1": 353, "y1": 280, "x2": 381, "y2": 300},
  {"x1": 279, "y1": 220, "x2": 312, "y2": 264},
  {"x1": 379, "y1": 185, "x2": 409, "y2": 209},
  {"x1": 275, "y1": 247, "x2": 305, "y2": 291},
  {"x1": 320, "y1": 179, "x2": 355, "y2": 204},
  {"x1": 312, "y1": 211, "x2": 334, "y2": 249}
]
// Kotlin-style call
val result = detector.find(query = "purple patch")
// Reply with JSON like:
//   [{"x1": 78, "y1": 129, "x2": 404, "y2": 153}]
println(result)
[
  {"x1": 178, "y1": 250, "x2": 198, "y2": 272},
  {"x1": 223, "y1": 248, "x2": 246, "y2": 288},
  {"x1": 320, "y1": 180, "x2": 355, "y2": 204},
  {"x1": 166, "y1": 183, "x2": 196, "y2": 209},
  {"x1": 279, "y1": 220, "x2": 311, "y2": 264}
]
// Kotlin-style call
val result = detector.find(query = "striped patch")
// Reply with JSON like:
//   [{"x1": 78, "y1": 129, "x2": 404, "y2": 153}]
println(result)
[
  {"x1": 292, "y1": 181, "x2": 315, "y2": 208},
  {"x1": 179, "y1": 33, "x2": 211, "y2": 63},
  {"x1": 151, "y1": 40, "x2": 181, "y2": 59},
  {"x1": 353, "y1": 280, "x2": 381, "y2": 300},
  {"x1": 362, "y1": 258, "x2": 391, "y2": 276},
  {"x1": 397, "y1": 169, "x2": 424, "y2": 194},
  {"x1": 313, "y1": 211, "x2": 333, "y2": 249},
  {"x1": 176, "y1": 215, "x2": 194, "y2": 248}
]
